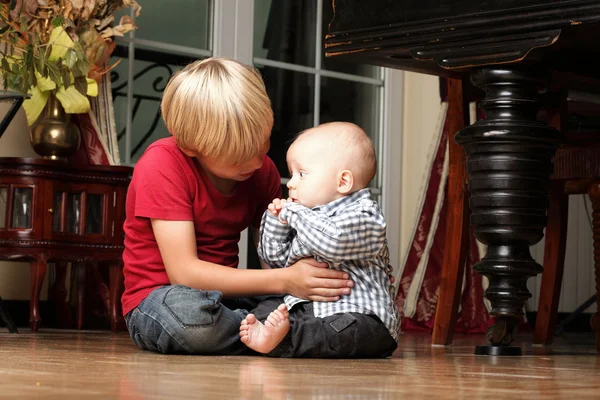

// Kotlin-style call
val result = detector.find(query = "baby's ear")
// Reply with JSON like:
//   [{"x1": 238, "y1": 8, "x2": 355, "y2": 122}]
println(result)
[{"x1": 337, "y1": 170, "x2": 354, "y2": 195}]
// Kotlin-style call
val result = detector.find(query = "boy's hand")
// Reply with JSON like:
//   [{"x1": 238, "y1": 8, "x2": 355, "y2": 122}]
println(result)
[
  {"x1": 283, "y1": 258, "x2": 354, "y2": 302},
  {"x1": 267, "y1": 198, "x2": 290, "y2": 223}
]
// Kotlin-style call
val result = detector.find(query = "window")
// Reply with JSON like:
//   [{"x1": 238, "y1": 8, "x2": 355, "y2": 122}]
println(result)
[{"x1": 111, "y1": 0, "x2": 212, "y2": 164}]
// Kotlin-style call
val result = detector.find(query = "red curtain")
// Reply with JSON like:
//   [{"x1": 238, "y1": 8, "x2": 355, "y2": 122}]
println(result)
[{"x1": 395, "y1": 78, "x2": 491, "y2": 334}]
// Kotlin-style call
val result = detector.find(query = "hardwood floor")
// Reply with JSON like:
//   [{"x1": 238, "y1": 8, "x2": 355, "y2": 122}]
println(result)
[{"x1": 0, "y1": 329, "x2": 598, "y2": 399}]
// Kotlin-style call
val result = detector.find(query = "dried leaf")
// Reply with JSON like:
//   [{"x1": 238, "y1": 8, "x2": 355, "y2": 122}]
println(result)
[
  {"x1": 45, "y1": 61, "x2": 60, "y2": 86},
  {"x1": 56, "y1": 84, "x2": 90, "y2": 114},
  {"x1": 111, "y1": 15, "x2": 136, "y2": 36},
  {"x1": 64, "y1": 48, "x2": 77, "y2": 69},
  {"x1": 23, "y1": 0, "x2": 39, "y2": 14},
  {"x1": 20, "y1": 16, "x2": 27, "y2": 34},
  {"x1": 35, "y1": 53, "x2": 44, "y2": 73},
  {"x1": 1, "y1": 58, "x2": 10, "y2": 74},
  {"x1": 24, "y1": 43, "x2": 33, "y2": 64},
  {"x1": 96, "y1": 15, "x2": 113, "y2": 31},
  {"x1": 9, "y1": 73, "x2": 21, "y2": 89},
  {"x1": 74, "y1": 75, "x2": 87, "y2": 96},
  {"x1": 81, "y1": 0, "x2": 94, "y2": 19},
  {"x1": 60, "y1": 65, "x2": 71, "y2": 88},
  {"x1": 123, "y1": 0, "x2": 141, "y2": 17},
  {"x1": 23, "y1": 85, "x2": 49, "y2": 125}
]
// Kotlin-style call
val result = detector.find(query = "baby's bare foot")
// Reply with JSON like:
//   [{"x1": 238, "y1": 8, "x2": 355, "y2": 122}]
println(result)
[{"x1": 239, "y1": 304, "x2": 290, "y2": 354}]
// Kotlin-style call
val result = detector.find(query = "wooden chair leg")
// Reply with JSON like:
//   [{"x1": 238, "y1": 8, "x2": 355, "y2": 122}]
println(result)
[
  {"x1": 48, "y1": 261, "x2": 73, "y2": 329},
  {"x1": 534, "y1": 181, "x2": 569, "y2": 345},
  {"x1": 30, "y1": 257, "x2": 47, "y2": 332},
  {"x1": 76, "y1": 263, "x2": 86, "y2": 330},
  {"x1": 432, "y1": 78, "x2": 470, "y2": 346},
  {"x1": 109, "y1": 262, "x2": 126, "y2": 332},
  {"x1": 588, "y1": 181, "x2": 600, "y2": 352}
]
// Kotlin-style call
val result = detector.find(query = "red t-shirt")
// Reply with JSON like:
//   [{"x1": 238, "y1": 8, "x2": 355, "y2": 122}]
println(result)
[{"x1": 121, "y1": 137, "x2": 281, "y2": 316}]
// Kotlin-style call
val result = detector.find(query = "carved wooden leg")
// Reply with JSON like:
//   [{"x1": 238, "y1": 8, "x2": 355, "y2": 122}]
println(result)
[
  {"x1": 589, "y1": 182, "x2": 600, "y2": 352},
  {"x1": 30, "y1": 257, "x2": 48, "y2": 332},
  {"x1": 48, "y1": 262, "x2": 73, "y2": 328},
  {"x1": 455, "y1": 67, "x2": 564, "y2": 355},
  {"x1": 109, "y1": 262, "x2": 126, "y2": 332},
  {"x1": 533, "y1": 181, "x2": 569, "y2": 346},
  {"x1": 433, "y1": 78, "x2": 471, "y2": 346},
  {"x1": 76, "y1": 263, "x2": 86, "y2": 330}
]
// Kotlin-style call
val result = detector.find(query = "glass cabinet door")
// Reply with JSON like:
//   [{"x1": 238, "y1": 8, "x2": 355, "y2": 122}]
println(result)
[
  {"x1": 0, "y1": 181, "x2": 43, "y2": 239},
  {"x1": 85, "y1": 194, "x2": 104, "y2": 234},
  {"x1": 66, "y1": 193, "x2": 82, "y2": 234},
  {"x1": 0, "y1": 186, "x2": 7, "y2": 229},
  {"x1": 10, "y1": 187, "x2": 33, "y2": 229},
  {"x1": 48, "y1": 182, "x2": 112, "y2": 243}
]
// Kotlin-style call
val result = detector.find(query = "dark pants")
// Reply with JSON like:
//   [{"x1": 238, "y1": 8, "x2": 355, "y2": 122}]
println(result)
[
  {"x1": 125, "y1": 285, "x2": 397, "y2": 358},
  {"x1": 253, "y1": 297, "x2": 397, "y2": 358}
]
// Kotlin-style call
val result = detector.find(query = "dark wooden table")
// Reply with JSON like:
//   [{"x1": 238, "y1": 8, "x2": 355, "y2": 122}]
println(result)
[
  {"x1": 0, "y1": 158, "x2": 132, "y2": 332},
  {"x1": 325, "y1": 0, "x2": 600, "y2": 354}
]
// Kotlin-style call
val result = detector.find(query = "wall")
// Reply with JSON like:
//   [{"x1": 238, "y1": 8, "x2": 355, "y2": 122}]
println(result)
[
  {"x1": 399, "y1": 72, "x2": 442, "y2": 262},
  {"x1": 0, "y1": 104, "x2": 49, "y2": 301},
  {"x1": 399, "y1": 71, "x2": 596, "y2": 314}
]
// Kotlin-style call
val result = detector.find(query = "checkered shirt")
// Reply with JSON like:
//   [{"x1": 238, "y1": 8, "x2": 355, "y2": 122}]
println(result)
[{"x1": 257, "y1": 188, "x2": 400, "y2": 340}]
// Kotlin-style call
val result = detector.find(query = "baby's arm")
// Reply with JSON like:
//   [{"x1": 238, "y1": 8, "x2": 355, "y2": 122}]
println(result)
[
  {"x1": 256, "y1": 199, "x2": 294, "y2": 268},
  {"x1": 279, "y1": 202, "x2": 387, "y2": 263}
]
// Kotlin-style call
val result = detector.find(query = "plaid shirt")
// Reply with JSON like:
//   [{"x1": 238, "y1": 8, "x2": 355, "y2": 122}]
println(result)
[{"x1": 258, "y1": 189, "x2": 400, "y2": 340}]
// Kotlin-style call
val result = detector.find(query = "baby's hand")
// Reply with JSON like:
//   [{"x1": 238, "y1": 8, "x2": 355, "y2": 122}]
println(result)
[{"x1": 268, "y1": 198, "x2": 289, "y2": 223}]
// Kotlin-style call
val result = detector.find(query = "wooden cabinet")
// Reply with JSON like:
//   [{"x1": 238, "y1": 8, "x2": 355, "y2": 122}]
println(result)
[{"x1": 0, "y1": 157, "x2": 132, "y2": 332}]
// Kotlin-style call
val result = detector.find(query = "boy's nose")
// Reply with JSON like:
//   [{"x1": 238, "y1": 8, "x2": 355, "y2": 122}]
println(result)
[{"x1": 287, "y1": 178, "x2": 295, "y2": 189}]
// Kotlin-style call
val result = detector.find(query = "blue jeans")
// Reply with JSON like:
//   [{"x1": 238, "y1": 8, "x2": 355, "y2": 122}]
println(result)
[
  {"x1": 125, "y1": 285, "x2": 397, "y2": 358},
  {"x1": 125, "y1": 285, "x2": 266, "y2": 355}
]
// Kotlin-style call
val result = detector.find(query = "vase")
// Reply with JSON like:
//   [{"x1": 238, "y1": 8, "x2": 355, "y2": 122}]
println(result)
[{"x1": 29, "y1": 94, "x2": 81, "y2": 160}]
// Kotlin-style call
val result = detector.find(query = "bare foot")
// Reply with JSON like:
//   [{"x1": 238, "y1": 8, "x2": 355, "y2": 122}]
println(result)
[{"x1": 240, "y1": 303, "x2": 290, "y2": 354}]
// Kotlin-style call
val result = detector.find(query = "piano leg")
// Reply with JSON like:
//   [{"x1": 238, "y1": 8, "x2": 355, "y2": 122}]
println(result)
[{"x1": 455, "y1": 67, "x2": 564, "y2": 356}]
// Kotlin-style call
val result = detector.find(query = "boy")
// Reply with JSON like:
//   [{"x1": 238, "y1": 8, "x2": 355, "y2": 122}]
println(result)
[
  {"x1": 121, "y1": 57, "x2": 354, "y2": 355},
  {"x1": 239, "y1": 122, "x2": 400, "y2": 358}
]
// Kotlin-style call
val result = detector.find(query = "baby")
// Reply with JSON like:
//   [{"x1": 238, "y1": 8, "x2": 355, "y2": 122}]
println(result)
[{"x1": 240, "y1": 121, "x2": 400, "y2": 358}]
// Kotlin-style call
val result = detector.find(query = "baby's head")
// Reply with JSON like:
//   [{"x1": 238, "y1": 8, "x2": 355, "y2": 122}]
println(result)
[
  {"x1": 286, "y1": 122, "x2": 376, "y2": 208},
  {"x1": 161, "y1": 57, "x2": 273, "y2": 181}
]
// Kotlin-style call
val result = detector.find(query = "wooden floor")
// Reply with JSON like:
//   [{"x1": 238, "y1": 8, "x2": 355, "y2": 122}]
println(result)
[{"x1": 0, "y1": 329, "x2": 599, "y2": 399}]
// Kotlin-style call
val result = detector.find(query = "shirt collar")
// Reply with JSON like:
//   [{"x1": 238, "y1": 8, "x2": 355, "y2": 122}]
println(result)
[{"x1": 314, "y1": 188, "x2": 372, "y2": 216}]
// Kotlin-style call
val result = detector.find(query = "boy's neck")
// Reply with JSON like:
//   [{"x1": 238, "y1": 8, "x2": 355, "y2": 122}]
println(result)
[{"x1": 196, "y1": 160, "x2": 236, "y2": 195}]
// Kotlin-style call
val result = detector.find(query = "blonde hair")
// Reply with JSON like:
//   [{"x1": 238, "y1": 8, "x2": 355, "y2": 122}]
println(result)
[{"x1": 161, "y1": 57, "x2": 273, "y2": 163}]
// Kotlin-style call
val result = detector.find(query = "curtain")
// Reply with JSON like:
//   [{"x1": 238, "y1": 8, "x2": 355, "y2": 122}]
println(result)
[
  {"x1": 395, "y1": 78, "x2": 491, "y2": 334},
  {"x1": 69, "y1": 73, "x2": 121, "y2": 166}
]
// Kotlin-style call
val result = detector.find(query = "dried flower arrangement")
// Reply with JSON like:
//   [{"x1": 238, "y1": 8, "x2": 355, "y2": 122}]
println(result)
[{"x1": 0, "y1": 0, "x2": 141, "y2": 125}]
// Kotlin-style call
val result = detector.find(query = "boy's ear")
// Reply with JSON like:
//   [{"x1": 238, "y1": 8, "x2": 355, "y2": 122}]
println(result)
[
  {"x1": 337, "y1": 170, "x2": 354, "y2": 195},
  {"x1": 180, "y1": 147, "x2": 198, "y2": 158}
]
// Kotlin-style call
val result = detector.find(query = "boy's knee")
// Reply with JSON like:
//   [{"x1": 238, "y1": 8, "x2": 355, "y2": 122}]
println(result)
[{"x1": 161, "y1": 285, "x2": 223, "y2": 327}]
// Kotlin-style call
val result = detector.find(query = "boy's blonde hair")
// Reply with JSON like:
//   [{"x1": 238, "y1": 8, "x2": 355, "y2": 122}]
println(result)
[{"x1": 161, "y1": 57, "x2": 273, "y2": 163}]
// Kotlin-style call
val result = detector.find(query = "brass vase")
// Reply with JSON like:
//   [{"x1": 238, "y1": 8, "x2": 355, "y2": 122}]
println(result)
[{"x1": 29, "y1": 94, "x2": 81, "y2": 160}]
